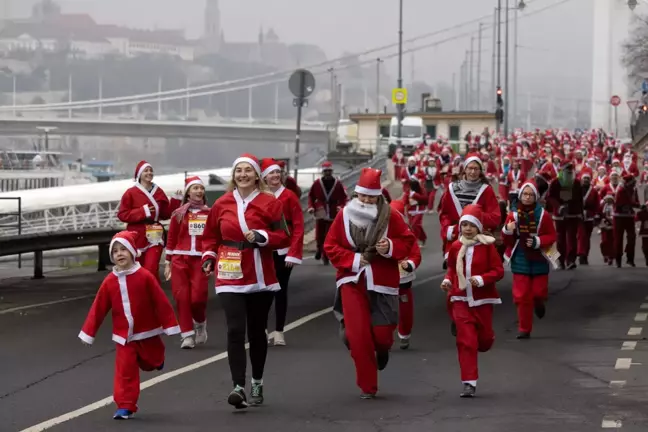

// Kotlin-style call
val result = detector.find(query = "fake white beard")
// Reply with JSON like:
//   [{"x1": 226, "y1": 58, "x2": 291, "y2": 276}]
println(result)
[{"x1": 346, "y1": 198, "x2": 378, "y2": 228}]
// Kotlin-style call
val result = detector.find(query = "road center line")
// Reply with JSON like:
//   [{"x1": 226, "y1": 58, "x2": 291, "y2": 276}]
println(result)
[{"x1": 0, "y1": 295, "x2": 96, "y2": 316}]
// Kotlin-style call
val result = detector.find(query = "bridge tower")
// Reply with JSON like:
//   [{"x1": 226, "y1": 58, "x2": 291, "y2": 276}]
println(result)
[
  {"x1": 203, "y1": 0, "x2": 222, "y2": 54},
  {"x1": 591, "y1": 0, "x2": 633, "y2": 137}
]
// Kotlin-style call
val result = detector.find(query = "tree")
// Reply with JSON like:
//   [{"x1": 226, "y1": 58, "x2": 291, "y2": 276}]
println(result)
[{"x1": 622, "y1": 15, "x2": 648, "y2": 85}]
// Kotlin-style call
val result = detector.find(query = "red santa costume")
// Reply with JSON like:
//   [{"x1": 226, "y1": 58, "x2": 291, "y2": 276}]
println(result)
[
  {"x1": 325, "y1": 168, "x2": 415, "y2": 398},
  {"x1": 117, "y1": 161, "x2": 181, "y2": 281},
  {"x1": 79, "y1": 231, "x2": 180, "y2": 418},
  {"x1": 406, "y1": 178, "x2": 428, "y2": 245},
  {"x1": 307, "y1": 161, "x2": 348, "y2": 264},
  {"x1": 200, "y1": 153, "x2": 291, "y2": 408},
  {"x1": 613, "y1": 175, "x2": 640, "y2": 267},
  {"x1": 442, "y1": 204, "x2": 504, "y2": 398},
  {"x1": 392, "y1": 148, "x2": 406, "y2": 181},
  {"x1": 165, "y1": 176, "x2": 210, "y2": 349},
  {"x1": 577, "y1": 169, "x2": 599, "y2": 264},
  {"x1": 598, "y1": 196, "x2": 615, "y2": 264},
  {"x1": 635, "y1": 203, "x2": 648, "y2": 266}
]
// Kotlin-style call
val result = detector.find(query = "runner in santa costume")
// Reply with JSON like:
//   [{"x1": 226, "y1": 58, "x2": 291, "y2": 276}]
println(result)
[
  {"x1": 164, "y1": 176, "x2": 210, "y2": 350},
  {"x1": 441, "y1": 204, "x2": 504, "y2": 398},
  {"x1": 598, "y1": 194, "x2": 615, "y2": 265},
  {"x1": 307, "y1": 161, "x2": 348, "y2": 265},
  {"x1": 545, "y1": 161, "x2": 583, "y2": 270},
  {"x1": 390, "y1": 199, "x2": 422, "y2": 350},
  {"x1": 117, "y1": 161, "x2": 181, "y2": 281},
  {"x1": 502, "y1": 180, "x2": 557, "y2": 339},
  {"x1": 201, "y1": 153, "x2": 291, "y2": 409},
  {"x1": 325, "y1": 168, "x2": 415, "y2": 399},
  {"x1": 613, "y1": 175, "x2": 640, "y2": 267},
  {"x1": 78, "y1": 231, "x2": 180, "y2": 420},
  {"x1": 392, "y1": 147, "x2": 406, "y2": 181},
  {"x1": 261, "y1": 158, "x2": 305, "y2": 347},
  {"x1": 577, "y1": 169, "x2": 599, "y2": 265},
  {"x1": 407, "y1": 178, "x2": 428, "y2": 245}
]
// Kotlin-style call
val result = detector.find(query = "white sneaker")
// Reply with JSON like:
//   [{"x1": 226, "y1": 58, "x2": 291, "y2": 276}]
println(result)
[
  {"x1": 273, "y1": 331, "x2": 286, "y2": 346},
  {"x1": 181, "y1": 336, "x2": 195, "y2": 349},
  {"x1": 195, "y1": 323, "x2": 208, "y2": 345},
  {"x1": 267, "y1": 330, "x2": 274, "y2": 346}
]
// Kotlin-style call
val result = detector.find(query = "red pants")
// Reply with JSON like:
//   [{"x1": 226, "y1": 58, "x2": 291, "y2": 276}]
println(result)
[
  {"x1": 315, "y1": 219, "x2": 333, "y2": 257},
  {"x1": 341, "y1": 281, "x2": 395, "y2": 394},
  {"x1": 512, "y1": 274, "x2": 548, "y2": 333},
  {"x1": 398, "y1": 285, "x2": 414, "y2": 338},
  {"x1": 614, "y1": 217, "x2": 636, "y2": 262},
  {"x1": 409, "y1": 213, "x2": 427, "y2": 244},
  {"x1": 114, "y1": 336, "x2": 165, "y2": 412},
  {"x1": 171, "y1": 255, "x2": 209, "y2": 336},
  {"x1": 600, "y1": 229, "x2": 614, "y2": 260},
  {"x1": 577, "y1": 220, "x2": 594, "y2": 258},
  {"x1": 427, "y1": 189, "x2": 438, "y2": 210},
  {"x1": 137, "y1": 245, "x2": 163, "y2": 282},
  {"x1": 555, "y1": 219, "x2": 579, "y2": 266},
  {"x1": 452, "y1": 301, "x2": 495, "y2": 382}
]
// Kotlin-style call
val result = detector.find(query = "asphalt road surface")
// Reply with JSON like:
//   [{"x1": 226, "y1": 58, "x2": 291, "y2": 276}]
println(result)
[{"x1": 2, "y1": 215, "x2": 648, "y2": 432}]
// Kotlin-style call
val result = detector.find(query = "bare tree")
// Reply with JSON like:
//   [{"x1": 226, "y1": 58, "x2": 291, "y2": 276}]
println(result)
[{"x1": 623, "y1": 15, "x2": 648, "y2": 85}]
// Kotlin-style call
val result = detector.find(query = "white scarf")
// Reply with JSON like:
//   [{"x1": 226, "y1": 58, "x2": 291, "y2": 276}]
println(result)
[{"x1": 456, "y1": 234, "x2": 495, "y2": 291}]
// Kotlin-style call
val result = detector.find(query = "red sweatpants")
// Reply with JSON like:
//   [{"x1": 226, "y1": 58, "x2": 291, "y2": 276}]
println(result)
[
  {"x1": 341, "y1": 281, "x2": 395, "y2": 394},
  {"x1": 600, "y1": 229, "x2": 614, "y2": 260},
  {"x1": 114, "y1": 336, "x2": 165, "y2": 412},
  {"x1": 315, "y1": 219, "x2": 333, "y2": 257},
  {"x1": 171, "y1": 255, "x2": 209, "y2": 336},
  {"x1": 398, "y1": 285, "x2": 414, "y2": 338},
  {"x1": 409, "y1": 213, "x2": 427, "y2": 244},
  {"x1": 137, "y1": 245, "x2": 163, "y2": 282},
  {"x1": 427, "y1": 189, "x2": 438, "y2": 210},
  {"x1": 452, "y1": 301, "x2": 495, "y2": 382},
  {"x1": 577, "y1": 220, "x2": 594, "y2": 258},
  {"x1": 555, "y1": 219, "x2": 579, "y2": 266},
  {"x1": 614, "y1": 217, "x2": 636, "y2": 262},
  {"x1": 512, "y1": 274, "x2": 548, "y2": 333}
]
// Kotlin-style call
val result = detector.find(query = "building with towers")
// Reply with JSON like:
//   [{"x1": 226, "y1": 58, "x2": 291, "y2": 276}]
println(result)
[{"x1": 203, "y1": 0, "x2": 221, "y2": 54}]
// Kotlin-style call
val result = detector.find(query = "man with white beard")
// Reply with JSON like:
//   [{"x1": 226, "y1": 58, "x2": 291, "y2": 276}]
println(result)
[{"x1": 325, "y1": 168, "x2": 415, "y2": 399}]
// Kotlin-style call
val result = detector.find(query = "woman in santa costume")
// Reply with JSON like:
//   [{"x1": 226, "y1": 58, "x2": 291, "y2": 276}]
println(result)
[
  {"x1": 440, "y1": 204, "x2": 504, "y2": 398},
  {"x1": 325, "y1": 168, "x2": 415, "y2": 399},
  {"x1": 261, "y1": 158, "x2": 305, "y2": 347},
  {"x1": 502, "y1": 180, "x2": 557, "y2": 339},
  {"x1": 117, "y1": 161, "x2": 181, "y2": 281},
  {"x1": 78, "y1": 231, "x2": 180, "y2": 420},
  {"x1": 577, "y1": 169, "x2": 599, "y2": 265},
  {"x1": 164, "y1": 176, "x2": 210, "y2": 350},
  {"x1": 598, "y1": 194, "x2": 615, "y2": 265},
  {"x1": 613, "y1": 175, "x2": 640, "y2": 267},
  {"x1": 201, "y1": 153, "x2": 291, "y2": 409}
]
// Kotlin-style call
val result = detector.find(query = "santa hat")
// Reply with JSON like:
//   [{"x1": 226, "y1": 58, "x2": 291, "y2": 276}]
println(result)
[
  {"x1": 609, "y1": 171, "x2": 620, "y2": 178},
  {"x1": 109, "y1": 231, "x2": 140, "y2": 263},
  {"x1": 579, "y1": 167, "x2": 593, "y2": 180},
  {"x1": 623, "y1": 174, "x2": 635, "y2": 184},
  {"x1": 459, "y1": 204, "x2": 483, "y2": 233},
  {"x1": 561, "y1": 161, "x2": 574, "y2": 170},
  {"x1": 463, "y1": 154, "x2": 484, "y2": 170},
  {"x1": 321, "y1": 161, "x2": 333, "y2": 171},
  {"x1": 134, "y1": 160, "x2": 152, "y2": 182},
  {"x1": 355, "y1": 168, "x2": 382, "y2": 196},
  {"x1": 260, "y1": 158, "x2": 281, "y2": 178},
  {"x1": 184, "y1": 175, "x2": 203, "y2": 194},
  {"x1": 232, "y1": 153, "x2": 261, "y2": 176},
  {"x1": 390, "y1": 199, "x2": 406, "y2": 216},
  {"x1": 407, "y1": 156, "x2": 417, "y2": 163},
  {"x1": 518, "y1": 179, "x2": 539, "y2": 200}
]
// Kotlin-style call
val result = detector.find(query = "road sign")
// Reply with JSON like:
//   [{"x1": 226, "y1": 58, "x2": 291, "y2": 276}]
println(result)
[
  {"x1": 628, "y1": 100, "x2": 639, "y2": 112},
  {"x1": 610, "y1": 95, "x2": 621, "y2": 106},
  {"x1": 289, "y1": 69, "x2": 315, "y2": 98},
  {"x1": 392, "y1": 88, "x2": 408, "y2": 105}
]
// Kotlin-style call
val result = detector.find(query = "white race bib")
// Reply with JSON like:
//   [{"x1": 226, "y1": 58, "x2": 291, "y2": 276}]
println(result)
[
  {"x1": 188, "y1": 214, "x2": 207, "y2": 236},
  {"x1": 145, "y1": 224, "x2": 164, "y2": 244}
]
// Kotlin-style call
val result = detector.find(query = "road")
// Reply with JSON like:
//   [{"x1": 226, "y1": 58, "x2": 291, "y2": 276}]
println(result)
[{"x1": 1, "y1": 215, "x2": 648, "y2": 431}]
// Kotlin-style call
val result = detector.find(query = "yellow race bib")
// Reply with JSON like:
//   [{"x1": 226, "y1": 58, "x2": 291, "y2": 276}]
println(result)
[
  {"x1": 217, "y1": 249, "x2": 243, "y2": 280},
  {"x1": 145, "y1": 224, "x2": 164, "y2": 244}
]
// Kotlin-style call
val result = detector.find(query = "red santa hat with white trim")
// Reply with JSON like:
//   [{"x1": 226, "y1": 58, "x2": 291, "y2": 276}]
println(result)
[
  {"x1": 459, "y1": 204, "x2": 483, "y2": 233},
  {"x1": 321, "y1": 161, "x2": 333, "y2": 171},
  {"x1": 463, "y1": 153, "x2": 484, "y2": 170},
  {"x1": 109, "y1": 231, "x2": 140, "y2": 262},
  {"x1": 518, "y1": 179, "x2": 539, "y2": 200},
  {"x1": 260, "y1": 158, "x2": 281, "y2": 178},
  {"x1": 579, "y1": 167, "x2": 593, "y2": 181},
  {"x1": 134, "y1": 160, "x2": 152, "y2": 182},
  {"x1": 232, "y1": 153, "x2": 261, "y2": 177},
  {"x1": 184, "y1": 175, "x2": 204, "y2": 194},
  {"x1": 354, "y1": 167, "x2": 383, "y2": 196}
]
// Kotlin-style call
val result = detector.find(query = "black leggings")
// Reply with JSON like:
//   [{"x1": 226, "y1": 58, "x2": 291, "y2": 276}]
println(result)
[
  {"x1": 272, "y1": 253, "x2": 293, "y2": 331},
  {"x1": 220, "y1": 291, "x2": 274, "y2": 387}
]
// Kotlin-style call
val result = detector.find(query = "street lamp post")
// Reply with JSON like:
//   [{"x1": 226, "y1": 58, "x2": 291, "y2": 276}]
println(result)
[
  {"x1": 397, "y1": 0, "x2": 404, "y2": 146},
  {"x1": 496, "y1": 0, "x2": 502, "y2": 134}
]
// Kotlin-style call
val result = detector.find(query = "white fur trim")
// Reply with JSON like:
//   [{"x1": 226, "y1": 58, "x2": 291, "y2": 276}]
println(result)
[
  {"x1": 355, "y1": 185, "x2": 382, "y2": 196},
  {"x1": 473, "y1": 275, "x2": 484, "y2": 287},
  {"x1": 254, "y1": 229, "x2": 269, "y2": 247},
  {"x1": 184, "y1": 178, "x2": 204, "y2": 194},
  {"x1": 285, "y1": 256, "x2": 302, "y2": 265},
  {"x1": 136, "y1": 162, "x2": 152, "y2": 181},
  {"x1": 519, "y1": 182, "x2": 538, "y2": 199},
  {"x1": 262, "y1": 164, "x2": 281, "y2": 179},
  {"x1": 463, "y1": 156, "x2": 483, "y2": 170},
  {"x1": 351, "y1": 253, "x2": 362, "y2": 273},
  {"x1": 407, "y1": 259, "x2": 417, "y2": 271},
  {"x1": 78, "y1": 331, "x2": 95, "y2": 345},
  {"x1": 143, "y1": 204, "x2": 151, "y2": 218},
  {"x1": 459, "y1": 214, "x2": 483, "y2": 233},
  {"x1": 110, "y1": 238, "x2": 139, "y2": 262},
  {"x1": 446, "y1": 225, "x2": 455, "y2": 241},
  {"x1": 163, "y1": 325, "x2": 181, "y2": 336},
  {"x1": 380, "y1": 238, "x2": 393, "y2": 258},
  {"x1": 233, "y1": 157, "x2": 261, "y2": 176}
]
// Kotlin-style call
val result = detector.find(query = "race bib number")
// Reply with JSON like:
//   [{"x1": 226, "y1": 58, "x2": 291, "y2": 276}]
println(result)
[
  {"x1": 541, "y1": 242, "x2": 561, "y2": 269},
  {"x1": 188, "y1": 214, "x2": 207, "y2": 236},
  {"x1": 145, "y1": 224, "x2": 164, "y2": 244},
  {"x1": 217, "y1": 249, "x2": 243, "y2": 280}
]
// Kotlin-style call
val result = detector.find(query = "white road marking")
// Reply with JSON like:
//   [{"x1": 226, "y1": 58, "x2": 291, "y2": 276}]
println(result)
[
  {"x1": 621, "y1": 341, "x2": 637, "y2": 351},
  {"x1": 627, "y1": 327, "x2": 643, "y2": 336},
  {"x1": 601, "y1": 418, "x2": 623, "y2": 428},
  {"x1": 640, "y1": 303, "x2": 648, "y2": 310},
  {"x1": 20, "y1": 269, "x2": 445, "y2": 431},
  {"x1": 609, "y1": 380, "x2": 626, "y2": 388},
  {"x1": 0, "y1": 295, "x2": 95, "y2": 316},
  {"x1": 615, "y1": 358, "x2": 632, "y2": 369},
  {"x1": 634, "y1": 313, "x2": 648, "y2": 322}
]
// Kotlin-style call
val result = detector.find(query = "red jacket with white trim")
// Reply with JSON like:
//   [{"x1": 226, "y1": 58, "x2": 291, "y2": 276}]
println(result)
[
  {"x1": 201, "y1": 190, "x2": 291, "y2": 294},
  {"x1": 274, "y1": 186, "x2": 305, "y2": 264},
  {"x1": 501, "y1": 207, "x2": 556, "y2": 263},
  {"x1": 614, "y1": 185, "x2": 640, "y2": 218},
  {"x1": 78, "y1": 263, "x2": 179, "y2": 346},
  {"x1": 399, "y1": 238, "x2": 421, "y2": 284},
  {"x1": 506, "y1": 169, "x2": 526, "y2": 193},
  {"x1": 307, "y1": 177, "x2": 347, "y2": 220},
  {"x1": 582, "y1": 185, "x2": 600, "y2": 221},
  {"x1": 165, "y1": 208, "x2": 211, "y2": 261}
]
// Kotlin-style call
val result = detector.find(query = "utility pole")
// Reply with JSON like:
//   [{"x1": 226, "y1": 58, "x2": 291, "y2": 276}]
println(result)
[
  {"x1": 504, "y1": 0, "x2": 510, "y2": 136},
  {"x1": 496, "y1": 0, "x2": 502, "y2": 133},
  {"x1": 465, "y1": 51, "x2": 470, "y2": 110},
  {"x1": 469, "y1": 36, "x2": 475, "y2": 110},
  {"x1": 491, "y1": 8, "x2": 497, "y2": 109},
  {"x1": 157, "y1": 76, "x2": 162, "y2": 120},
  {"x1": 68, "y1": 74, "x2": 72, "y2": 119},
  {"x1": 513, "y1": 6, "x2": 519, "y2": 130},
  {"x1": 452, "y1": 72, "x2": 457, "y2": 111},
  {"x1": 477, "y1": 23, "x2": 483, "y2": 111},
  {"x1": 376, "y1": 58, "x2": 383, "y2": 145},
  {"x1": 396, "y1": 0, "x2": 404, "y2": 146}
]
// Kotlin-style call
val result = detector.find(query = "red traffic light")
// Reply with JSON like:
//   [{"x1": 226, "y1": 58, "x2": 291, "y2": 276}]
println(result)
[{"x1": 496, "y1": 87, "x2": 502, "y2": 95}]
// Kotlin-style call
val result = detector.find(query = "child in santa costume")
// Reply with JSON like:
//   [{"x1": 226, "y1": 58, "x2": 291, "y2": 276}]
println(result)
[
  {"x1": 201, "y1": 153, "x2": 291, "y2": 409},
  {"x1": 261, "y1": 158, "x2": 305, "y2": 347},
  {"x1": 78, "y1": 231, "x2": 180, "y2": 420},
  {"x1": 118, "y1": 161, "x2": 181, "y2": 281},
  {"x1": 502, "y1": 180, "x2": 557, "y2": 339},
  {"x1": 325, "y1": 168, "x2": 415, "y2": 399},
  {"x1": 441, "y1": 204, "x2": 504, "y2": 398},
  {"x1": 390, "y1": 199, "x2": 422, "y2": 350},
  {"x1": 164, "y1": 176, "x2": 210, "y2": 350}
]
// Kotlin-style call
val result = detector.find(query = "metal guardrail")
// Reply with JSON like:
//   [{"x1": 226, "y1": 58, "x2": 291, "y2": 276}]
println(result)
[{"x1": 0, "y1": 197, "x2": 22, "y2": 266}]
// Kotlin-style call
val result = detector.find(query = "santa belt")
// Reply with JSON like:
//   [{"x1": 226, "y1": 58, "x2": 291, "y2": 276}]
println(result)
[{"x1": 222, "y1": 240, "x2": 259, "y2": 250}]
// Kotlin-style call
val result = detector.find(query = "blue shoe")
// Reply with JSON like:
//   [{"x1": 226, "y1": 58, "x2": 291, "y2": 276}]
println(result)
[{"x1": 113, "y1": 409, "x2": 134, "y2": 420}]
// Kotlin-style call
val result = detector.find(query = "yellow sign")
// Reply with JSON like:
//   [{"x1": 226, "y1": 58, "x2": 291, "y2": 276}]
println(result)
[{"x1": 392, "y1": 88, "x2": 408, "y2": 105}]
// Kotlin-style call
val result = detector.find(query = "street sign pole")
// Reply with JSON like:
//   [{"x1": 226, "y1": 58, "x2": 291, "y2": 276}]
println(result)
[
  {"x1": 610, "y1": 95, "x2": 621, "y2": 138},
  {"x1": 289, "y1": 69, "x2": 316, "y2": 183}
]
